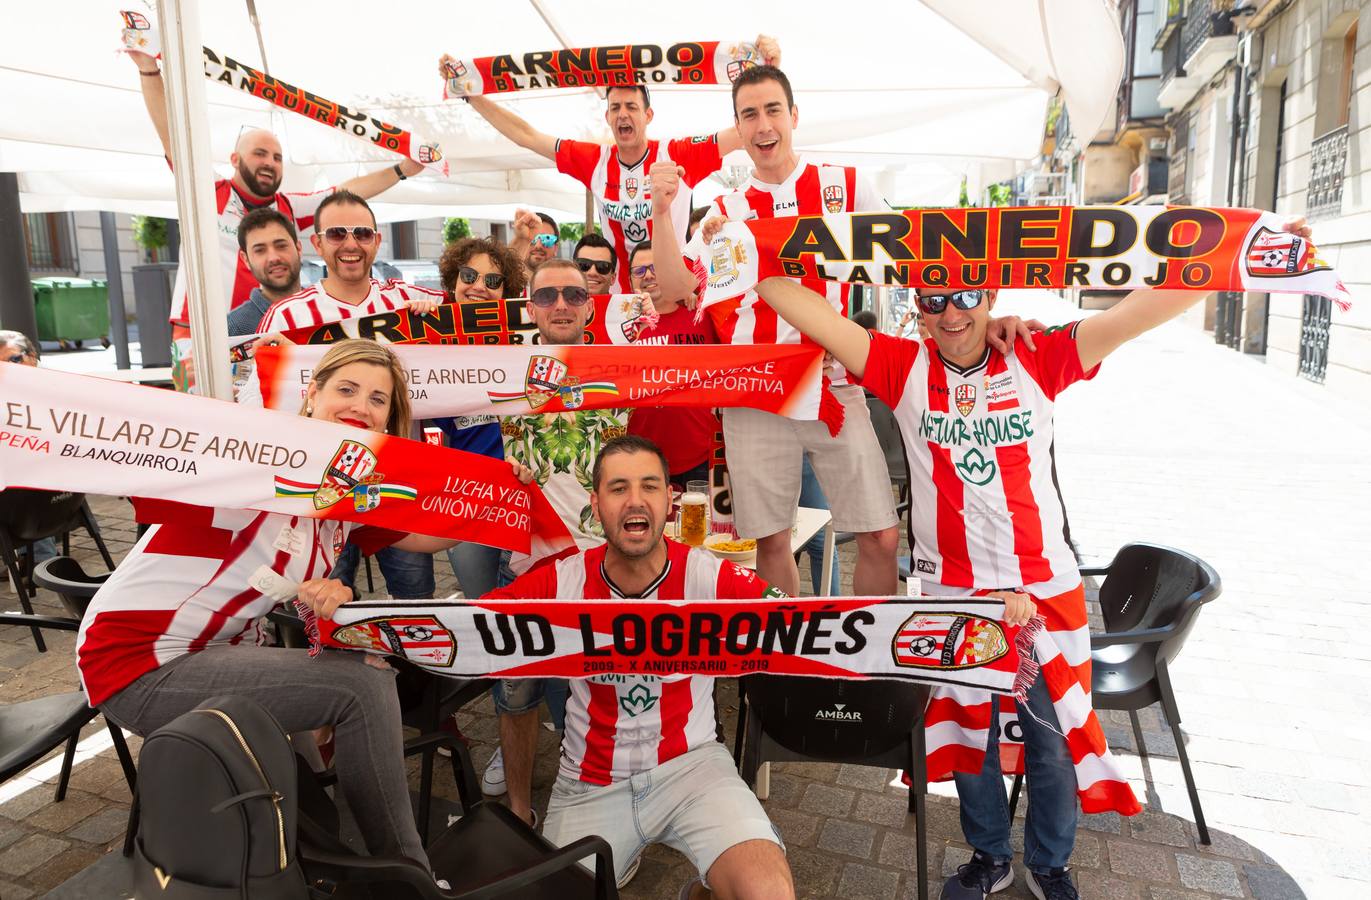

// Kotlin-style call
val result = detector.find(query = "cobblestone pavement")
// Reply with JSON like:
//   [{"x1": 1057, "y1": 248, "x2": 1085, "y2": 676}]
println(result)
[{"x1": 5, "y1": 292, "x2": 1368, "y2": 898}]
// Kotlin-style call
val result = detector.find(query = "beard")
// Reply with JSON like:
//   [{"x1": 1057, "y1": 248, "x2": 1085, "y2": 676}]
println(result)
[
  {"x1": 254, "y1": 263, "x2": 300, "y2": 293},
  {"x1": 604, "y1": 516, "x2": 666, "y2": 559},
  {"x1": 236, "y1": 159, "x2": 282, "y2": 197}
]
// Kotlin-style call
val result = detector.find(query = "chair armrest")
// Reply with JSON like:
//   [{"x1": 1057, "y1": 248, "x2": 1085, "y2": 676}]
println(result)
[
  {"x1": 1091, "y1": 626, "x2": 1172, "y2": 648},
  {"x1": 407, "y1": 732, "x2": 482, "y2": 806},
  {"x1": 297, "y1": 844, "x2": 446, "y2": 896},
  {"x1": 457, "y1": 834, "x2": 616, "y2": 900},
  {"x1": 0, "y1": 613, "x2": 81, "y2": 633},
  {"x1": 1077, "y1": 565, "x2": 1109, "y2": 577}
]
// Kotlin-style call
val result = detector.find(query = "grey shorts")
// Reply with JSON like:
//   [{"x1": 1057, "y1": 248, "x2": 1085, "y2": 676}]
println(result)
[
  {"x1": 542, "y1": 742, "x2": 783, "y2": 886},
  {"x1": 723, "y1": 384, "x2": 898, "y2": 538}
]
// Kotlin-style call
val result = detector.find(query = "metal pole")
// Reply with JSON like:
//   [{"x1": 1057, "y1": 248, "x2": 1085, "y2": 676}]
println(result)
[
  {"x1": 156, "y1": 0, "x2": 231, "y2": 399},
  {"x1": 99, "y1": 211, "x2": 132, "y2": 370},
  {"x1": 0, "y1": 173, "x2": 37, "y2": 343}
]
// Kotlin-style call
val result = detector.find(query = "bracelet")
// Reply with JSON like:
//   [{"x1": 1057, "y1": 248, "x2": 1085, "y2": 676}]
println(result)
[
  {"x1": 139, "y1": 69, "x2": 161, "y2": 78},
  {"x1": 393, "y1": 162, "x2": 407, "y2": 181}
]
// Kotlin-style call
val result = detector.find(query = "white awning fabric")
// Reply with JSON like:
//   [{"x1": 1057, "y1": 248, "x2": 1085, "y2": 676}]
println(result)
[{"x1": 3, "y1": 0, "x2": 1122, "y2": 217}]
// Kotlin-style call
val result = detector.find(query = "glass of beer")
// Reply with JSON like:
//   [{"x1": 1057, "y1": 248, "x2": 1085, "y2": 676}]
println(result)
[{"x1": 680, "y1": 481, "x2": 709, "y2": 547}]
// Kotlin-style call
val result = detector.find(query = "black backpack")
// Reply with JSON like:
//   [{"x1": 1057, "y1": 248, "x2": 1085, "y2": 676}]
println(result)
[{"x1": 132, "y1": 696, "x2": 309, "y2": 899}]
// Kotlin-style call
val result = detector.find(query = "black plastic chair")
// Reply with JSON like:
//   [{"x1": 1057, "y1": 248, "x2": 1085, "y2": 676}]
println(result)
[
  {"x1": 299, "y1": 733, "x2": 618, "y2": 899},
  {"x1": 734, "y1": 675, "x2": 930, "y2": 900},
  {"x1": 0, "y1": 613, "x2": 138, "y2": 809},
  {"x1": 32, "y1": 556, "x2": 111, "y2": 622},
  {"x1": 1008, "y1": 542, "x2": 1221, "y2": 844},
  {"x1": 0, "y1": 489, "x2": 115, "y2": 651},
  {"x1": 268, "y1": 607, "x2": 492, "y2": 845}
]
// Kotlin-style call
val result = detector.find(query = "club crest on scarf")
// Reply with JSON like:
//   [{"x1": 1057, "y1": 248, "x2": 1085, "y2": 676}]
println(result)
[
  {"x1": 273, "y1": 439, "x2": 418, "y2": 511},
  {"x1": 823, "y1": 185, "x2": 845, "y2": 214},
  {"x1": 706, "y1": 237, "x2": 749, "y2": 292},
  {"x1": 893, "y1": 613, "x2": 1009, "y2": 670},
  {"x1": 330, "y1": 616, "x2": 456, "y2": 667},
  {"x1": 487, "y1": 355, "x2": 619, "y2": 411},
  {"x1": 1244, "y1": 226, "x2": 1326, "y2": 279}
]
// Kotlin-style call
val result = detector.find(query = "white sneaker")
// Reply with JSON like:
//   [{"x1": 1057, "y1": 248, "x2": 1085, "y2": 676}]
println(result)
[
  {"x1": 481, "y1": 748, "x2": 507, "y2": 796},
  {"x1": 618, "y1": 854, "x2": 641, "y2": 889}
]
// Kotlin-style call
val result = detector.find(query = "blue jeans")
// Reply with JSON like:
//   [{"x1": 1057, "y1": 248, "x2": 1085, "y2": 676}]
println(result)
[
  {"x1": 490, "y1": 549, "x2": 569, "y2": 729},
  {"x1": 445, "y1": 542, "x2": 502, "y2": 600},
  {"x1": 30, "y1": 537, "x2": 58, "y2": 564},
  {"x1": 952, "y1": 668, "x2": 1078, "y2": 872},
  {"x1": 799, "y1": 456, "x2": 840, "y2": 595},
  {"x1": 331, "y1": 542, "x2": 435, "y2": 600}
]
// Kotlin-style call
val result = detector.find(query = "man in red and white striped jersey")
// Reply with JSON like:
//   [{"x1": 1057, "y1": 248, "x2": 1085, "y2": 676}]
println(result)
[
  {"x1": 486, "y1": 435, "x2": 794, "y2": 900},
  {"x1": 438, "y1": 37, "x2": 779, "y2": 293},
  {"x1": 650, "y1": 65, "x2": 903, "y2": 603},
  {"x1": 751, "y1": 216, "x2": 1308, "y2": 899}
]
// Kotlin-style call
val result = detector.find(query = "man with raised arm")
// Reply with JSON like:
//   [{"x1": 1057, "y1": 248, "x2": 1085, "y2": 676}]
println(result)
[
  {"x1": 749, "y1": 215, "x2": 1310, "y2": 900},
  {"x1": 485, "y1": 434, "x2": 795, "y2": 900},
  {"x1": 438, "y1": 37, "x2": 779, "y2": 293}
]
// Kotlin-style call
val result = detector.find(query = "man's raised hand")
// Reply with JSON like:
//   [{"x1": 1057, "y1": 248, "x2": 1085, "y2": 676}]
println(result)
[{"x1": 649, "y1": 162, "x2": 685, "y2": 215}]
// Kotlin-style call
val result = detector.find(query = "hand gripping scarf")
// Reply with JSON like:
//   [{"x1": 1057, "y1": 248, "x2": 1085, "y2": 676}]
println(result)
[
  {"x1": 119, "y1": 11, "x2": 447, "y2": 176},
  {"x1": 694, "y1": 205, "x2": 1352, "y2": 311},
  {"x1": 442, "y1": 41, "x2": 763, "y2": 97},
  {"x1": 0, "y1": 364, "x2": 573, "y2": 560}
]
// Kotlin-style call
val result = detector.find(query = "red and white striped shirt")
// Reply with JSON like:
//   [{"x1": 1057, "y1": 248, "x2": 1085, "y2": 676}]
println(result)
[
  {"x1": 486, "y1": 540, "x2": 775, "y2": 785},
  {"x1": 856, "y1": 326, "x2": 1097, "y2": 597},
  {"x1": 76, "y1": 507, "x2": 351, "y2": 707},
  {"x1": 556, "y1": 136, "x2": 723, "y2": 293},
  {"x1": 169, "y1": 179, "x2": 333, "y2": 324},
  {"x1": 255, "y1": 279, "x2": 445, "y2": 333},
  {"x1": 696, "y1": 158, "x2": 886, "y2": 385}
]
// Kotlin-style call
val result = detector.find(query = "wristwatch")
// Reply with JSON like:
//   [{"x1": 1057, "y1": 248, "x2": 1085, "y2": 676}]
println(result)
[{"x1": 393, "y1": 162, "x2": 407, "y2": 181}]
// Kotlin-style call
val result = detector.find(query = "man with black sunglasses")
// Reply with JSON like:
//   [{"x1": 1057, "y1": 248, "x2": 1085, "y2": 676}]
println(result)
[
  {"x1": 751, "y1": 216, "x2": 1312, "y2": 900},
  {"x1": 490, "y1": 257, "x2": 632, "y2": 832},
  {"x1": 573, "y1": 232, "x2": 618, "y2": 295}
]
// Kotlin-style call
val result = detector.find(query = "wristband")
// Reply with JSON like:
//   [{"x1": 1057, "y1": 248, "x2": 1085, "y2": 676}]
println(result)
[
  {"x1": 393, "y1": 162, "x2": 407, "y2": 181},
  {"x1": 139, "y1": 69, "x2": 161, "y2": 78}
]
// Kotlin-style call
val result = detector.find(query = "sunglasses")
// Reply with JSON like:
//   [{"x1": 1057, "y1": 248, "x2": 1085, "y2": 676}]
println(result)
[
  {"x1": 458, "y1": 266, "x2": 505, "y2": 290},
  {"x1": 575, "y1": 257, "x2": 615, "y2": 276},
  {"x1": 320, "y1": 225, "x2": 377, "y2": 244},
  {"x1": 916, "y1": 290, "x2": 985, "y2": 315},
  {"x1": 533, "y1": 233, "x2": 558, "y2": 248},
  {"x1": 530, "y1": 285, "x2": 591, "y2": 308},
  {"x1": 630, "y1": 263, "x2": 656, "y2": 279}
]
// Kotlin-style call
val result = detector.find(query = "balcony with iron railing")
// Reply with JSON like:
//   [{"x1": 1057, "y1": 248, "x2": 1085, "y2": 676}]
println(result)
[
  {"x1": 1307, "y1": 125, "x2": 1349, "y2": 220},
  {"x1": 1158, "y1": 0, "x2": 1238, "y2": 111}
]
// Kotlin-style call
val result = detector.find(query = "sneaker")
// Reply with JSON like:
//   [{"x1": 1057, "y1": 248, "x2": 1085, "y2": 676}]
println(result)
[
  {"x1": 617, "y1": 854, "x2": 641, "y2": 889},
  {"x1": 1027, "y1": 867, "x2": 1078, "y2": 900},
  {"x1": 941, "y1": 850, "x2": 1013, "y2": 899},
  {"x1": 435, "y1": 715, "x2": 471, "y2": 758},
  {"x1": 481, "y1": 748, "x2": 507, "y2": 796}
]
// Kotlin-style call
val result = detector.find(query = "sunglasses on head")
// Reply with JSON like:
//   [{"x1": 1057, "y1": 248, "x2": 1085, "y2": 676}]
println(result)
[
  {"x1": 916, "y1": 290, "x2": 985, "y2": 315},
  {"x1": 533, "y1": 233, "x2": 558, "y2": 248},
  {"x1": 630, "y1": 263, "x2": 655, "y2": 279},
  {"x1": 530, "y1": 285, "x2": 591, "y2": 308},
  {"x1": 458, "y1": 266, "x2": 505, "y2": 291},
  {"x1": 320, "y1": 225, "x2": 376, "y2": 244},
  {"x1": 575, "y1": 257, "x2": 615, "y2": 276}
]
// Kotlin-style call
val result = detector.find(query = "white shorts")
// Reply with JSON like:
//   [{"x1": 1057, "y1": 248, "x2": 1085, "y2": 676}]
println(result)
[
  {"x1": 541, "y1": 742, "x2": 783, "y2": 886},
  {"x1": 723, "y1": 384, "x2": 898, "y2": 538}
]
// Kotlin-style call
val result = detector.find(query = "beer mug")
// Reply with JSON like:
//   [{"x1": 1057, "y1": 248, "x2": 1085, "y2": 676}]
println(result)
[{"x1": 679, "y1": 481, "x2": 709, "y2": 547}]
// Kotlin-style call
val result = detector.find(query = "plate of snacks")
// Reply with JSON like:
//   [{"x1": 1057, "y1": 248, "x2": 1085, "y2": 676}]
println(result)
[{"x1": 704, "y1": 535, "x2": 757, "y2": 564}]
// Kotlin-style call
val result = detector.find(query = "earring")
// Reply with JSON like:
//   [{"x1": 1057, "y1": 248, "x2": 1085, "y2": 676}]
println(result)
[{"x1": 306, "y1": 405, "x2": 313, "y2": 415}]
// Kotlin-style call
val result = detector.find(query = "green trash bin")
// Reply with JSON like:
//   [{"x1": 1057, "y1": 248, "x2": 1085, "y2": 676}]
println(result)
[{"x1": 31, "y1": 277, "x2": 111, "y2": 348}]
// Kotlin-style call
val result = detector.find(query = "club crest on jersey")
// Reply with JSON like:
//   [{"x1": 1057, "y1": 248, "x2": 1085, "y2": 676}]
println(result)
[
  {"x1": 823, "y1": 185, "x2": 846, "y2": 214},
  {"x1": 1244, "y1": 226, "x2": 1328, "y2": 279},
  {"x1": 330, "y1": 616, "x2": 456, "y2": 667},
  {"x1": 624, "y1": 176, "x2": 638, "y2": 199},
  {"x1": 486, "y1": 355, "x2": 619, "y2": 411},
  {"x1": 705, "y1": 237, "x2": 749, "y2": 292},
  {"x1": 272, "y1": 439, "x2": 417, "y2": 511},
  {"x1": 892, "y1": 613, "x2": 1009, "y2": 670},
  {"x1": 955, "y1": 384, "x2": 977, "y2": 416}
]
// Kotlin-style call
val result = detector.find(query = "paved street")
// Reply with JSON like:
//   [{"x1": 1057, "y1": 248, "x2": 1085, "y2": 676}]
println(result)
[{"x1": 3, "y1": 291, "x2": 1368, "y2": 898}]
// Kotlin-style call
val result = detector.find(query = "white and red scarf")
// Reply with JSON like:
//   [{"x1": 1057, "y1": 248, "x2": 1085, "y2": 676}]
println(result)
[
  {"x1": 442, "y1": 41, "x2": 762, "y2": 97},
  {"x1": 696, "y1": 206, "x2": 1351, "y2": 310},
  {"x1": 119, "y1": 11, "x2": 447, "y2": 175},
  {"x1": 0, "y1": 364, "x2": 572, "y2": 560}
]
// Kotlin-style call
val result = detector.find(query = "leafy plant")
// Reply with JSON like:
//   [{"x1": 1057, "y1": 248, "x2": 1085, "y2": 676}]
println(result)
[
  {"x1": 442, "y1": 217, "x2": 472, "y2": 243},
  {"x1": 558, "y1": 222, "x2": 586, "y2": 244},
  {"x1": 131, "y1": 215, "x2": 169, "y2": 251}
]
